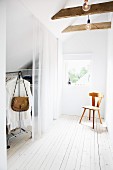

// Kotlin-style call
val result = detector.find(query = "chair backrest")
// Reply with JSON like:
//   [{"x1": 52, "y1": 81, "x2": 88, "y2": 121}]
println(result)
[{"x1": 89, "y1": 92, "x2": 104, "y2": 107}]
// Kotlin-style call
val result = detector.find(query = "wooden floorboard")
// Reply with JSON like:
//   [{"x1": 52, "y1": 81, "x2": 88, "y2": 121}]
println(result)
[{"x1": 8, "y1": 115, "x2": 113, "y2": 170}]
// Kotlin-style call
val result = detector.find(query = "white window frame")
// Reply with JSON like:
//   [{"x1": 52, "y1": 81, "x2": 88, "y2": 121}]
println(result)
[{"x1": 63, "y1": 53, "x2": 93, "y2": 87}]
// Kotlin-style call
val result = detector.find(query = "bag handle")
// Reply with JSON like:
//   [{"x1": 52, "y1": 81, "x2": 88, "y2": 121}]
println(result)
[{"x1": 13, "y1": 71, "x2": 28, "y2": 97}]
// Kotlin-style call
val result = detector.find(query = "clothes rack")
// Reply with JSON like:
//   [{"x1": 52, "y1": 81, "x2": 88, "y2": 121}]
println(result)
[{"x1": 6, "y1": 70, "x2": 32, "y2": 149}]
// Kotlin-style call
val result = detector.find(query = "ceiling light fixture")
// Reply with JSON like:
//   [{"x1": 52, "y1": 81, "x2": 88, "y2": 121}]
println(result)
[
  {"x1": 86, "y1": 15, "x2": 91, "y2": 30},
  {"x1": 82, "y1": 0, "x2": 91, "y2": 11}
]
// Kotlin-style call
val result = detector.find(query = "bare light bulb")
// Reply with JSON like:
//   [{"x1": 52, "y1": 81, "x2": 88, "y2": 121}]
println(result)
[
  {"x1": 86, "y1": 23, "x2": 91, "y2": 30},
  {"x1": 82, "y1": 1, "x2": 91, "y2": 11},
  {"x1": 85, "y1": 17, "x2": 91, "y2": 30}
]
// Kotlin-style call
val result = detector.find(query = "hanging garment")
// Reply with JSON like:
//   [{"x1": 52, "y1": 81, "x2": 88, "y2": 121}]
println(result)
[{"x1": 6, "y1": 77, "x2": 32, "y2": 131}]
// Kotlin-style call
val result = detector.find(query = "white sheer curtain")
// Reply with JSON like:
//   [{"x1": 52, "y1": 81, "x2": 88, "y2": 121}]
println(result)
[{"x1": 33, "y1": 17, "x2": 59, "y2": 138}]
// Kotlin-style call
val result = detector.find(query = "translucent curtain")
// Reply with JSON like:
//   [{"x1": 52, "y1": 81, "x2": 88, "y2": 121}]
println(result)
[
  {"x1": 0, "y1": 0, "x2": 7, "y2": 169},
  {"x1": 57, "y1": 40, "x2": 63, "y2": 118},
  {"x1": 32, "y1": 17, "x2": 59, "y2": 138},
  {"x1": 39, "y1": 25, "x2": 58, "y2": 133},
  {"x1": 32, "y1": 18, "x2": 41, "y2": 140}
]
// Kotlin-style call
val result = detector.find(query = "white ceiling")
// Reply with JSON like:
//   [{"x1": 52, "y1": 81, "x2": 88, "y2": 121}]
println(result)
[
  {"x1": 6, "y1": 0, "x2": 112, "y2": 71},
  {"x1": 20, "y1": 0, "x2": 111, "y2": 38},
  {"x1": 7, "y1": 0, "x2": 33, "y2": 71}
]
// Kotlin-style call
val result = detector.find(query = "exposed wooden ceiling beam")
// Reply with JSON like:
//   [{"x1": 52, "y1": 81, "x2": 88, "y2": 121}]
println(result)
[
  {"x1": 62, "y1": 22, "x2": 111, "y2": 32},
  {"x1": 51, "y1": 1, "x2": 113, "y2": 20}
]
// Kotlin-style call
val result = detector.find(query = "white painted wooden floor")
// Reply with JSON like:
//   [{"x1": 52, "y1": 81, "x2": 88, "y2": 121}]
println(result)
[{"x1": 8, "y1": 115, "x2": 113, "y2": 170}]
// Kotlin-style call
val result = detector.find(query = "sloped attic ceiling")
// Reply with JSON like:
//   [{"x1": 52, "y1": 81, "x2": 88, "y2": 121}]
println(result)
[
  {"x1": 7, "y1": 0, "x2": 69, "y2": 72},
  {"x1": 21, "y1": 0, "x2": 111, "y2": 38},
  {"x1": 20, "y1": 0, "x2": 68, "y2": 37},
  {"x1": 6, "y1": 0, "x2": 111, "y2": 72},
  {"x1": 6, "y1": 0, "x2": 69, "y2": 72},
  {"x1": 6, "y1": 0, "x2": 33, "y2": 72}
]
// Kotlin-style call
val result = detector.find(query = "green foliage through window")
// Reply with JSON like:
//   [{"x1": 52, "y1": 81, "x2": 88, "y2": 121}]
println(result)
[{"x1": 68, "y1": 67, "x2": 88, "y2": 84}]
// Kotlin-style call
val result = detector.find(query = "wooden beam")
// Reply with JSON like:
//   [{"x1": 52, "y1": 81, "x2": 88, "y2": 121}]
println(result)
[
  {"x1": 51, "y1": 1, "x2": 113, "y2": 20},
  {"x1": 62, "y1": 22, "x2": 111, "y2": 32}
]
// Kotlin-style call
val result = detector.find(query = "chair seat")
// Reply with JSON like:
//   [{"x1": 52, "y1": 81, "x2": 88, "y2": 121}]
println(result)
[{"x1": 82, "y1": 105, "x2": 100, "y2": 111}]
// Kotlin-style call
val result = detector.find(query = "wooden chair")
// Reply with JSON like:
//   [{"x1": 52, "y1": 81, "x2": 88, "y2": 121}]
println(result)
[{"x1": 79, "y1": 92, "x2": 104, "y2": 129}]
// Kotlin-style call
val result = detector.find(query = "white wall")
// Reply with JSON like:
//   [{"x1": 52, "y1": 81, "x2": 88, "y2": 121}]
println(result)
[
  {"x1": 106, "y1": 14, "x2": 113, "y2": 145},
  {"x1": 62, "y1": 30, "x2": 108, "y2": 117},
  {"x1": 0, "y1": 0, "x2": 7, "y2": 169},
  {"x1": 62, "y1": 54, "x2": 92, "y2": 116}
]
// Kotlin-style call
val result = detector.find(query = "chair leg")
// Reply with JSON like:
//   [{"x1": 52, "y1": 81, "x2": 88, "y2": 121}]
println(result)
[
  {"x1": 98, "y1": 110, "x2": 102, "y2": 124},
  {"x1": 79, "y1": 108, "x2": 86, "y2": 124},
  {"x1": 93, "y1": 110, "x2": 95, "y2": 129},
  {"x1": 89, "y1": 110, "x2": 91, "y2": 120}
]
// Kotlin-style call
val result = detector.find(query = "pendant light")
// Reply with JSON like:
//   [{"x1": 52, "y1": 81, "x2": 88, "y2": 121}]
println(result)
[
  {"x1": 82, "y1": 0, "x2": 91, "y2": 11},
  {"x1": 85, "y1": 15, "x2": 91, "y2": 30}
]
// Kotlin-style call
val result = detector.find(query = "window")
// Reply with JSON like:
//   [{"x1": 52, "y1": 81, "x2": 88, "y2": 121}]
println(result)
[{"x1": 65, "y1": 60, "x2": 91, "y2": 85}]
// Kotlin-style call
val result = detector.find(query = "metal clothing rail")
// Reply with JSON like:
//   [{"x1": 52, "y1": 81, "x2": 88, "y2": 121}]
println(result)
[
  {"x1": 6, "y1": 71, "x2": 21, "y2": 74},
  {"x1": 6, "y1": 69, "x2": 38, "y2": 73},
  {"x1": 6, "y1": 70, "x2": 33, "y2": 83}
]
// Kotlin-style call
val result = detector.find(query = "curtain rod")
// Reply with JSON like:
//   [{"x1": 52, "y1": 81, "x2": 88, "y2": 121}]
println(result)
[
  {"x1": 6, "y1": 71, "x2": 21, "y2": 74},
  {"x1": 6, "y1": 69, "x2": 39, "y2": 74}
]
